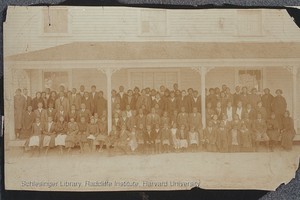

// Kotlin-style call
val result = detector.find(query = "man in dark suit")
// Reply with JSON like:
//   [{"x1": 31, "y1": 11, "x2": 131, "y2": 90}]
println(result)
[
  {"x1": 96, "y1": 91, "x2": 107, "y2": 117},
  {"x1": 191, "y1": 90, "x2": 201, "y2": 113},
  {"x1": 55, "y1": 91, "x2": 69, "y2": 114},
  {"x1": 23, "y1": 88, "x2": 32, "y2": 111},
  {"x1": 69, "y1": 88, "x2": 81, "y2": 111},
  {"x1": 117, "y1": 86, "x2": 127, "y2": 111},
  {"x1": 90, "y1": 85, "x2": 98, "y2": 115}
]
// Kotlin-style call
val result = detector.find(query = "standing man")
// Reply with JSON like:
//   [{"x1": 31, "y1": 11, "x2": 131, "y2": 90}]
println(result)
[
  {"x1": 271, "y1": 89, "x2": 287, "y2": 128},
  {"x1": 23, "y1": 88, "x2": 32, "y2": 111},
  {"x1": 14, "y1": 89, "x2": 26, "y2": 139},
  {"x1": 96, "y1": 91, "x2": 107, "y2": 117},
  {"x1": 117, "y1": 86, "x2": 127, "y2": 111},
  {"x1": 55, "y1": 91, "x2": 69, "y2": 114},
  {"x1": 69, "y1": 88, "x2": 80, "y2": 111},
  {"x1": 261, "y1": 88, "x2": 274, "y2": 118},
  {"x1": 90, "y1": 85, "x2": 98, "y2": 115}
]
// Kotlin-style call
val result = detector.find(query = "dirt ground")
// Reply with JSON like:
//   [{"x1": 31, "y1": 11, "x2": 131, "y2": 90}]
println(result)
[{"x1": 4, "y1": 145, "x2": 300, "y2": 191}]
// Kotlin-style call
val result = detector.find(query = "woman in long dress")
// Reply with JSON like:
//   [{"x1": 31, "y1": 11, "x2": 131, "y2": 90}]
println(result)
[
  {"x1": 14, "y1": 89, "x2": 26, "y2": 139},
  {"x1": 28, "y1": 117, "x2": 43, "y2": 156},
  {"x1": 266, "y1": 112, "x2": 280, "y2": 151},
  {"x1": 55, "y1": 116, "x2": 68, "y2": 154},
  {"x1": 281, "y1": 111, "x2": 296, "y2": 151},
  {"x1": 65, "y1": 117, "x2": 79, "y2": 153}
]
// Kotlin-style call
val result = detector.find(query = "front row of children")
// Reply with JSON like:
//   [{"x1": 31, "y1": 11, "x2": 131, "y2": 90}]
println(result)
[{"x1": 25, "y1": 112, "x2": 295, "y2": 156}]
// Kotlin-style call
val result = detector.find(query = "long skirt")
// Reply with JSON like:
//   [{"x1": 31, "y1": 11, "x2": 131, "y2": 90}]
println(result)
[
  {"x1": 171, "y1": 136, "x2": 180, "y2": 149},
  {"x1": 55, "y1": 134, "x2": 67, "y2": 146},
  {"x1": 162, "y1": 139, "x2": 170, "y2": 145},
  {"x1": 28, "y1": 135, "x2": 40, "y2": 147},
  {"x1": 80, "y1": 132, "x2": 89, "y2": 143},
  {"x1": 179, "y1": 139, "x2": 188, "y2": 148},
  {"x1": 65, "y1": 133, "x2": 77, "y2": 148},
  {"x1": 128, "y1": 139, "x2": 138, "y2": 151},
  {"x1": 256, "y1": 132, "x2": 269, "y2": 142},
  {"x1": 43, "y1": 134, "x2": 56, "y2": 147},
  {"x1": 267, "y1": 129, "x2": 280, "y2": 141},
  {"x1": 96, "y1": 134, "x2": 107, "y2": 142},
  {"x1": 20, "y1": 129, "x2": 32, "y2": 139},
  {"x1": 281, "y1": 130, "x2": 295, "y2": 150}
]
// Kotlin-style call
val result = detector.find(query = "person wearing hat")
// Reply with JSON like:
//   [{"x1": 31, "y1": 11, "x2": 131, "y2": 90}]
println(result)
[
  {"x1": 261, "y1": 88, "x2": 274, "y2": 118},
  {"x1": 271, "y1": 89, "x2": 287, "y2": 128}
]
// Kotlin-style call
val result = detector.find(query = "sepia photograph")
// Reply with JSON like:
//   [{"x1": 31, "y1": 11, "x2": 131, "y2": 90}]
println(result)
[{"x1": 3, "y1": 6, "x2": 300, "y2": 191}]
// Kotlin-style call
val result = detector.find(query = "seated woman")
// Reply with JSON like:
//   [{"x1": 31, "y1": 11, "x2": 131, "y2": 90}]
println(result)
[
  {"x1": 281, "y1": 110, "x2": 296, "y2": 151},
  {"x1": 65, "y1": 117, "x2": 79, "y2": 153},
  {"x1": 86, "y1": 116, "x2": 99, "y2": 152},
  {"x1": 188, "y1": 126, "x2": 199, "y2": 152},
  {"x1": 96, "y1": 114, "x2": 108, "y2": 152},
  {"x1": 78, "y1": 116, "x2": 89, "y2": 153},
  {"x1": 128, "y1": 126, "x2": 138, "y2": 153},
  {"x1": 42, "y1": 116, "x2": 56, "y2": 156},
  {"x1": 105, "y1": 125, "x2": 119, "y2": 156},
  {"x1": 55, "y1": 116, "x2": 68, "y2": 154},
  {"x1": 28, "y1": 117, "x2": 43, "y2": 156},
  {"x1": 178, "y1": 124, "x2": 188, "y2": 152},
  {"x1": 115, "y1": 125, "x2": 130, "y2": 155}
]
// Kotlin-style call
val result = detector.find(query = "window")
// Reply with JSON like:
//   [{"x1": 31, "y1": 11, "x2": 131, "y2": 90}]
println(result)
[
  {"x1": 237, "y1": 10, "x2": 262, "y2": 36},
  {"x1": 43, "y1": 70, "x2": 70, "y2": 91},
  {"x1": 237, "y1": 69, "x2": 263, "y2": 91},
  {"x1": 129, "y1": 69, "x2": 178, "y2": 90},
  {"x1": 140, "y1": 10, "x2": 167, "y2": 36},
  {"x1": 43, "y1": 8, "x2": 69, "y2": 34}
]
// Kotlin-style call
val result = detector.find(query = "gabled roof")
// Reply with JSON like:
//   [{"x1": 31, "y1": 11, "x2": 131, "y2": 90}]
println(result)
[{"x1": 5, "y1": 42, "x2": 300, "y2": 61}]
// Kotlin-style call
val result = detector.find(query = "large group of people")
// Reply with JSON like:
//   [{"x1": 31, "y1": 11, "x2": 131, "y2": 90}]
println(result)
[{"x1": 13, "y1": 83, "x2": 297, "y2": 156}]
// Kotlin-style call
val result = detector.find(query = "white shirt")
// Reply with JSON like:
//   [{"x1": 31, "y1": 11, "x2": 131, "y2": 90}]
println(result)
[
  {"x1": 48, "y1": 122, "x2": 53, "y2": 132},
  {"x1": 236, "y1": 107, "x2": 242, "y2": 120},
  {"x1": 226, "y1": 107, "x2": 233, "y2": 121}
]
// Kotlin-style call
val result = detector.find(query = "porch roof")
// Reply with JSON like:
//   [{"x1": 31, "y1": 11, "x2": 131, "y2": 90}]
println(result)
[{"x1": 5, "y1": 42, "x2": 300, "y2": 62}]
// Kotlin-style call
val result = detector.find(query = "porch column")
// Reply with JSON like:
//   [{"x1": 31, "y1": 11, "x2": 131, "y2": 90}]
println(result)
[
  {"x1": 191, "y1": 66, "x2": 214, "y2": 129},
  {"x1": 284, "y1": 66, "x2": 299, "y2": 131},
  {"x1": 4, "y1": 66, "x2": 15, "y2": 141},
  {"x1": 200, "y1": 67, "x2": 206, "y2": 128},
  {"x1": 98, "y1": 67, "x2": 120, "y2": 134},
  {"x1": 292, "y1": 66, "x2": 299, "y2": 131}
]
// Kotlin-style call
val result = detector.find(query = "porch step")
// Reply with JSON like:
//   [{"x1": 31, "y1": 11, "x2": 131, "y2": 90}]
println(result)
[{"x1": 8, "y1": 140, "x2": 26, "y2": 147}]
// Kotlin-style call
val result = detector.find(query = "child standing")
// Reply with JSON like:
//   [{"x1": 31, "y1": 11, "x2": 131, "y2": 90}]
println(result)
[
  {"x1": 216, "y1": 121, "x2": 229, "y2": 153},
  {"x1": 239, "y1": 123, "x2": 253, "y2": 152},
  {"x1": 128, "y1": 126, "x2": 138, "y2": 153},
  {"x1": 178, "y1": 124, "x2": 188, "y2": 152},
  {"x1": 161, "y1": 123, "x2": 171, "y2": 153},
  {"x1": 188, "y1": 126, "x2": 199, "y2": 152},
  {"x1": 228, "y1": 125, "x2": 240, "y2": 152},
  {"x1": 203, "y1": 121, "x2": 217, "y2": 152},
  {"x1": 144, "y1": 125, "x2": 155, "y2": 154},
  {"x1": 152, "y1": 124, "x2": 162, "y2": 154},
  {"x1": 65, "y1": 117, "x2": 79, "y2": 153},
  {"x1": 170, "y1": 123, "x2": 180, "y2": 152},
  {"x1": 78, "y1": 116, "x2": 88, "y2": 153},
  {"x1": 266, "y1": 112, "x2": 280, "y2": 151},
  {"x1": 87, "y1": 116, "x2": 99, "y2": 152}
]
